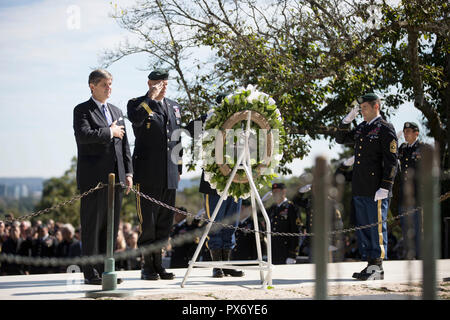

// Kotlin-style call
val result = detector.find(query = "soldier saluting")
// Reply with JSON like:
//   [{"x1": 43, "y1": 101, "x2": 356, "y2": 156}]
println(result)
[
  {"x1": 127, "y1": 69, "x2": 183, "y2": 281},
  {"x1": 335, "y1": 93, "x2": 398, "y2": 280}
]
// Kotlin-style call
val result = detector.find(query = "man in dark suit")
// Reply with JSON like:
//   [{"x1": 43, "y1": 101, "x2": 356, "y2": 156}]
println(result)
[
  {"x1": 127, "y1": 69, "x2": 183, "y2": 280},
  {"x1": 73, "y1": 69, "x2": 133, "y2": 285}
]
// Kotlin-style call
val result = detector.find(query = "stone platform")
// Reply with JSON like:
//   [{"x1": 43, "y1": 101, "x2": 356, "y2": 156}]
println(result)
[{"x1": 0, "y1": 259, "x2": 449, "y2": 300}]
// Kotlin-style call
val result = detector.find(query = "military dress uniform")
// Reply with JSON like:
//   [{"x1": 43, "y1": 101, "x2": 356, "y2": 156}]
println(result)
[
  {"x1": 268, "y1": 195, "x2": 302, "y2": 265},
  {"x1": 335, "y1": 93, "x2": 398, "y2": 279},
  {"x1": 292, "y1": 185, "x2": 312, "y2": 259},
  {"x1": 169, "y1": 217, "x2": 202, "y2": 268},
  {"x1": 127, "y1": 70, "x2": 183, "y2": 280},
  {"x1": 397, "y1": 122, "x2": 424, "y2": 259}
]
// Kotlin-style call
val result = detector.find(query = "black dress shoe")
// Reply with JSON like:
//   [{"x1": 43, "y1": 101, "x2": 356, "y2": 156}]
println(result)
[
  {"x1": 116, "y1": 278, "x2": 124, "y2": 284},
  {"x1": 357, "y1": 265, "x2": 384, "y2": 281},
  {"x1": 84, "y1": 277, "x2": 102, "y2": 285},
  {"x1": 158, "y1": 270, "x2": 175, "y2": 280},
  {"x1": 223, "y1": 268, "x2": 245, "y2": 277},
  {"x1": 212, "y1": 268, "x2": 224, "y2": 278},
  {"x1": 141, "y1": 270, "x2": 160, "y2": 280}
]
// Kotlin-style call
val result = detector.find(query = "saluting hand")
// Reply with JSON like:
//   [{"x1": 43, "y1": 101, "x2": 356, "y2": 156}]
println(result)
[
  {"x1": 342, "y1": 100, "x2": 360, "y2": 124},
  {"x1": 110, "y1": 120, "x2": 125, "y2": 139},
  {"x1": 148, "y1": 81, "x2": 165, "y2": 100}
]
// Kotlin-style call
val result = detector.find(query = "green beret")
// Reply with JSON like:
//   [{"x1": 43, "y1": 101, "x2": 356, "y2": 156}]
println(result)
[
  {"x1": 148, "y1": 69, "x2": 169, "y2": 80},
  {"x1": 357, "y1": 93, "x2": 380, "y2": 104},
  {"x1": 403, "y1": 122, "x2": 419, "y2": 131}
]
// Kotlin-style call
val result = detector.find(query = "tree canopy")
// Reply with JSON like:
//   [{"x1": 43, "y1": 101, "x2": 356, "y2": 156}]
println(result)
[{"x1": 103, "y1": 0, "x2": 449, "y2": 176}]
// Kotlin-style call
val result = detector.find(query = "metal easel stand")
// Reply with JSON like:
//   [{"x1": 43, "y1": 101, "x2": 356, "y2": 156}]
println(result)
[{"x1": 181, "y1": 111, "x2": 273, "y2": 288}]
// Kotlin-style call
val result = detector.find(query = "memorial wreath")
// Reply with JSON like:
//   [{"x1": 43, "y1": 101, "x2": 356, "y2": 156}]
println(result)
[{"x1": 201, "y1": 85, "x2": 285, "y2": 200}]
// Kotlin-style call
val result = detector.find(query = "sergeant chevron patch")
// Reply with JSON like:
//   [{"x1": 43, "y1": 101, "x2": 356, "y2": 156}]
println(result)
[{"x1": 390, "y1": 139, "x2": 397, "y2": 153}]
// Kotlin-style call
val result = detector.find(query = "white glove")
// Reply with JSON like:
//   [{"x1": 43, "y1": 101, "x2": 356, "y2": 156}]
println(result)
[
  {"x1": 342, "y1": 101, "x2": 359, "y2": 124},
  {"x1": 343, "y1": 156, "x2": 355, "y2": 166},
  {"x1": 286, "y1": 258, "x2": 296, "y2": 264},
  {"x1": 298, "y1": 184, "x2": 312, "y2": 193},
  {"x1": 374, "y1": 188, "x2": 389, "y2": 201}
]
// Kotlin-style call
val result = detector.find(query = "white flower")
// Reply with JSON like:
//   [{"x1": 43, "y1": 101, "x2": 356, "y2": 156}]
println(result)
[
  {"x1": 246, "y1": 91, "x2": 261, "y2": 103},
  {"x1": 245, "y1": 84, "x2": 256, "y2": 92},
  {"x1": 268, "y1": 98, "x2": 276, "y2": 105},
  {"x1": 258, "y1": 92, "x2": 269, "y2": 103},
  {"x1": 225, "y1": 94, "x2": 234, "y2": 104},
  {"x1": 275, "y1": 109, "x2": 282, "y2": 121}
]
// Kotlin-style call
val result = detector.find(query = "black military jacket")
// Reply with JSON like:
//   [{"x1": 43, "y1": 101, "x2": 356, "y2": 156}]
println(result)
[
  {"x1": 268, "y1": 200, "x2": 302, "y2": 262},
  {"x1": 335, "y1": 116, "x2": 398, "y2": 197},
  {"x1": 397, "y1": 140, "x2": 424, "y2": 206},
  {"x1": 127, "y1": 93, "x2": 183, "y2": 189},
  {"x1": 232, "y1": 217, "x2": 265, "y2": 260}
]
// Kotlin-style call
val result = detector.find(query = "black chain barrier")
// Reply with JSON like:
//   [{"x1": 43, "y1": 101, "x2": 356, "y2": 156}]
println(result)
[{"x1": 0, "y1": 181, "x2": 449, "y2": 267}]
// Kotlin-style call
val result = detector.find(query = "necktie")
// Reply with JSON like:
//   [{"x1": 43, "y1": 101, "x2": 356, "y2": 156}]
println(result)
[
  {"x1": 102, "y1": 104, "x2": 112, "y2": 126},
  {"x1": 159, "y1": 100, "x2": 168, "y2": 118}
]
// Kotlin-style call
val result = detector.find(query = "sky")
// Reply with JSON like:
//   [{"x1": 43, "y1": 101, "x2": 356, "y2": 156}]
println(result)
[{"x1": 0, "y1": 0, "x2": 430, "y2": 181}]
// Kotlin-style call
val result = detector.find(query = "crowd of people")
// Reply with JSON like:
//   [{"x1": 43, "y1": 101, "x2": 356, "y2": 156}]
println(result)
[
  {"x1": 0, "y1": 218, "x2": 141, "y2": 275},
  {"x1": 0, "y1": 202, "x2": 407, "y2": 276}
]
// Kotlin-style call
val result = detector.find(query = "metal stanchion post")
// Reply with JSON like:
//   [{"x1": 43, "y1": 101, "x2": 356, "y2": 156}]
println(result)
[
  {"x1": 420, "y1": 145, "x2": 440, "y2": 300},
  {"x1": 313, "y1": 156, "x2": 330, "y2": 300},
  {"x1": 86, "y1": 173, "x2": 133, "y2": 298}
]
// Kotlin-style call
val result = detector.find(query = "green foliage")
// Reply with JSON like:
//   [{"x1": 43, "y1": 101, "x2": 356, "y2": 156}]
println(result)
[
  {"x1": 34, "y1": 157, "x2": 80, "y2": 226},
  {"x1": 33, "y1": 157, "x2": 139, "y2": 227},
  {"x1": 104, "y1": 0, "x2": 448, "y2": 177}
]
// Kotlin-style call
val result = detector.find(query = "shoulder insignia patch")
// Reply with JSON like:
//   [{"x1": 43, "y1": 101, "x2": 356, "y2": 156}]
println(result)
[
  {"x1": 390, "y1": 139, "x2": 397, "y2": 153},
  {"x1": 139, "y1": 102, "x2": 153, "y2": 116}
]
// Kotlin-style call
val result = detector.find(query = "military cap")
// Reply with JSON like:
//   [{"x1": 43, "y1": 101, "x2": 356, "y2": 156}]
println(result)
[
  {"x1": 357, "y1": 93, "x2": 380, "y2": 104},
  {"x1": 272, "y1": 183, "x2": 286, "y2": 190},
  {"x1": 403, "y1": 121, "x2": 419, "y2": 131},
  {"x1": 148, "y1": 68, "x2": 169, "y2": 80},
  {"x1": 215, "y1": 92, "x2": 230, "y2": 105}
]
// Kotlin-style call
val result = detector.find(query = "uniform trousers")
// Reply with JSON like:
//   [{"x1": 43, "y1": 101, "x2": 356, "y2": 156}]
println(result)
[
  {"x1": 399, "y1": 207, "x2": 422, "y2": 259},
  {"x1": 80, "y1": 185, "x2": 122, "y2": 280},
  {"x1": 136, "y1": 183, "x2": 176, "y2": 271},
  {"x1": 205, "y1": 193, "x2": 241, "y2": 250},
  {"x1": 353, "y1": 196, "x2": 389, "y2": 261}
]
